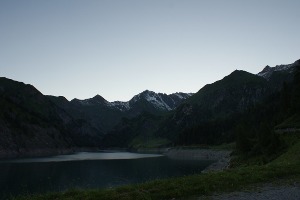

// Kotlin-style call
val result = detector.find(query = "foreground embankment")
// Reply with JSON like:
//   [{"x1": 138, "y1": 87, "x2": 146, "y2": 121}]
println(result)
[
  {"x1": 11, "y1": 136, "x2": 300, "y2": 200},
  {"x1": 164, "y1": 148, "x2": 232, "y2": 172},
  {"x1": 137, "y1": 148, "x2": 232, "y2": 172}
]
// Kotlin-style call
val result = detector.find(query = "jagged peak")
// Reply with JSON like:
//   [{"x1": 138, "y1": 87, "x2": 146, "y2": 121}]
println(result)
[
  {"x1": 230, "y1": 69, "x2": 248, "y2": 74},
  {"x1": 56, "y1": 96, "x2": 69, "y2": 102},
  {"x1": 91, "y1": 94, "x2": 107, "y2": 101},
  {"x1": 261, "y1": 65, "x2": 271, "y2": 73},
  {"x1": 70, "y1": 90, "x2": 191, "y2": 112},
  {"x1": 257, "y1": 59, "x2": 298, "y2": 79},
  {"x1": 293, "y1": 59, "x2": 300, "y2": 66},
  {"x1": 140, "y1": 89, "x2": 157, "y2": 95},
  {"x1": 71, "y1": 94, "x2": 109, "y2": 106},
  {"x1": 223, "y1": 70, "x2": 253, "y2": 80}
]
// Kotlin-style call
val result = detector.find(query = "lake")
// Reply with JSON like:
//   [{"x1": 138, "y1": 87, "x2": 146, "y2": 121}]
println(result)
[{"x1": 0, "y1": 151, "x2": 213, "y2": 199}]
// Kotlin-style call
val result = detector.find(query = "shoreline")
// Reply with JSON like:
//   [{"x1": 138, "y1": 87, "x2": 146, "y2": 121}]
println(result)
[
  {"x1": 0, "y1": 148, "x2": 232, "y2": 173},
  {"x1": 0, "y1": 147, "x2": 102, "y2": 160},
  {"x1": 163, "y1": 148, "x2": 232, "y2": 172},
  {"x1": 136, "y1": 147, "x2": 232, "y2": 172}
]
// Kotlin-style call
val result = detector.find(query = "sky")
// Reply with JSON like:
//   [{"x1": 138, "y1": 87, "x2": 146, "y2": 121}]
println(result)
[{"x1": 1, "y1": 0, "x2": 300, "y2": 102}]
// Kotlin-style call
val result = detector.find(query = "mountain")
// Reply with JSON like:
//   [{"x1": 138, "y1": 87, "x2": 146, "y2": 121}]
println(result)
[
  {"x1": 102, "y1": 70, "x2": 270, "y2": 148},
  {"x1": 49, "y1": 90, "x2": 192, "y2": 133},
  {"x1": 1, "y1": 59, "x2": 299, "y2": 157},
  {"x1": 257, "y1": 59, "x2": 300, "y2": 91},
  {"x1": 187, "y1": 70, "x2": 268, "y2": 114},
  {"x1": 127, "y1": 90, "x2": 193, "y2": 116},
  {"x1": 102, "y1": 112, "x2": 164, "y2": 148},
  {"x1": 235, "y1": 63, "x2": 300, "y2": 156},
  {"x1": 107, "y1": 59, "x2": 300, "y2": 148},
  {"x1": 156, "y1": 70, "x2": 269, "y2": 144},
  {"x1": 156, "y1": 60, "x2": 300, "y2": 145},
  {"x1": 0, "y1": 78, "x2": 103, "y2": 158},
  {"x1": 0, "y1": 77, "x2": 192, "y2": 158},
  {"x1": 257, "y1": 59, "x2": 299, "y2": 80}
]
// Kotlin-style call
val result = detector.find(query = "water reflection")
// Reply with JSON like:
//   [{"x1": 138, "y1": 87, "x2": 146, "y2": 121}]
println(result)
[
  {"x1": 0, "y1": 152, "x2": 163, "y2": 163},
  {"x1": 0, "y1": 152, "x2": 213, "y2": 199}
]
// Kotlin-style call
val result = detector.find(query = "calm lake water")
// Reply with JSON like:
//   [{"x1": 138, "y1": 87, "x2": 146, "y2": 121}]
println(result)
[{"x1": 0, "y1": 151, "x2": 213, "y2": 198}]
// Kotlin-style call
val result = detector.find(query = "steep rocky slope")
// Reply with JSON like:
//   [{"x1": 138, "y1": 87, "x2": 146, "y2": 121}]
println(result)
[
  {"x1": 156, "y1": 60, "x2": 300, "y2": 145},
  {"x1": 0, "y1": 78, "x2": 103, "y2": 158},
  {"x1": 49, "y1": 90, "x2": 192, "y2": 133}
]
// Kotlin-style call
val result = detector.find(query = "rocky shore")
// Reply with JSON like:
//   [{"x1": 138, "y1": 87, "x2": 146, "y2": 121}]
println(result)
[
  {"x1": 0, "y1": 147, "x2": 232, "y2": 173},
  {"x1": 163, "y1": 148, "x2": 232, "y2": 172}
]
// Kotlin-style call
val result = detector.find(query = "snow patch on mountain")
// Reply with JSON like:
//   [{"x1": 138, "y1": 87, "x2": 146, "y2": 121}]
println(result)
[
  {"x1": 110, "y1": 101, "x2": 130, "y2": 111},
  {"x1": 131, "y1": 93, "x2": 141, "y2": 104},
  {"x1": 73, "y1": 99, "x2": 91, "y2": 106},
  {"x1": 73, "y1": 90, "x2": 193, "y2": 112},
  {"x1": 144, "y1": 91, "x2": 172, "y2": 111},
  {"x1": 174, "y1": 92, "x2": 193, "y2": 99},
  {"x1": 257, "y1": 60, "x2": 299, "y2": 79},
  {"x1": 175, "y1": 93, "x2": 185, "y2": 99}
]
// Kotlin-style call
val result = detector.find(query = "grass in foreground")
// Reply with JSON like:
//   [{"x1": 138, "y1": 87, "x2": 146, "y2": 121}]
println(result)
[
  {"x1": 13, "y1": 135, "x2": 300, "y2": 200},
  {"x1": 276, "y1": 114, "x2": 300, "y2": 129}
]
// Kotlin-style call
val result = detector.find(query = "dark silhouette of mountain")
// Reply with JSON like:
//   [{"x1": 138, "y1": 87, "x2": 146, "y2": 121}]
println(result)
[
  {"x1": 106, "y1": 59, "x2": 300, "y2": 148},
  {"x1": 0, "y1": 78, "x2": 103, "y2": 158},
  {"x1": 48, "y1": 91, "x2": 192, "y2": 133},
  {"x1": 1, "y1": 59, "x2": 299, "y2": 157},
  {"x1": 157, "y1": 59, "x2": 300, "y2": 145}
]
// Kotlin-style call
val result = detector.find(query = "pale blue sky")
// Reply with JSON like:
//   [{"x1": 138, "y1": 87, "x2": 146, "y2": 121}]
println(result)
[{"x1": 1, "y1": 0, "x2": 299, "y2": 101}]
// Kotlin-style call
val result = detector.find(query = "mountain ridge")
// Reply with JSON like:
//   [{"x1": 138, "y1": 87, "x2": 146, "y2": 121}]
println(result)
[
  {"x1": 107, "y1": 59, "x2": 300, "y2": 148},
  {"x1": 67, "y1": 90, "x2": 193, "y2": 112},
  {"x1": 48, "y1": 90, "x2": 193, "y2": 133},
  {"x1": 0, "y1": 58, "x2": 299, "y2": 157},
  {"x1": 257, "y1": 59, "x2": 300, "y2": 79},
  {"x1": 0, "y1": 77, "x2": 103, "y2": 158}
]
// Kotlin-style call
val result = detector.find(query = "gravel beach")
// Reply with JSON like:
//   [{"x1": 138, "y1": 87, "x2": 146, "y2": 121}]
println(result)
[
  {"x1": 164, "y1": 149, "x2": 300, "y2": 200},
  {"x1": 163, "y1": 148, "x2": 232, "y2": 172}
]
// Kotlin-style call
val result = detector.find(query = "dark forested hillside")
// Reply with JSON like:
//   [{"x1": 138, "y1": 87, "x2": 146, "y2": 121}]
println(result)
[
  {"x1": 0, "y1": 59, "x2": 299, "y2": 157},
  {"x1": 0, "y1": 78, "x2": 103, "y2": 158},
  {"x1": 48, "y1": 91, "x2": 192, "y2": 134},
  {"x1": 156, "y1": 70, "x2": 270, "y2": 145},
  {"x1": 235, "y1": 63, "x2": 300, "y2": 157},
  {"x1": 108, "y1": 60, "x2": 299, "y2": 148},
  {"x1": 101, "y1": 112, "x2": 163, "y2": 148},
  {"x1": 48, "y1": 95, "x2": 126, "y2": 133}
]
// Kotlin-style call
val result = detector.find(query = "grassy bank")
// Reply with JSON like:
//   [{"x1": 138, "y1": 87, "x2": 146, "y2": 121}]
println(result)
[{"x1": 13, "y1": 134, "x2": 300, "y2": 200}]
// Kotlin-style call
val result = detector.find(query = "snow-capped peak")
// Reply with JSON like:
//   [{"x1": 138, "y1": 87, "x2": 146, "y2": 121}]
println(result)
[
  {"x1": 257, "y1": 59, "x2": 299, "y2": 79},
  {"x1": 109, "y1": 101, "x2": 130, "y2": 111},
  {"x1": 173, "y1": 92, "x2": 193, "y2": 99},
  {"x1": 144, "y1": 91, "x2": 172, "y2": 111},
  {"x1": 73, "y1": 90, "x2": 193, "y2": 112},
  {"x1": 129, "y1": 90, "x2": 170, "y2": 110},
  {"x1": 129, "y1": 90, "x2": 193, "y2": 111}
]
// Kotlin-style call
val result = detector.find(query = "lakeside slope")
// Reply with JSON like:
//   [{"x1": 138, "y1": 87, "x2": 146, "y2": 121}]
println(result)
[{"x1": 12, "y1": 133, "x2": 300, "y2": 200}]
